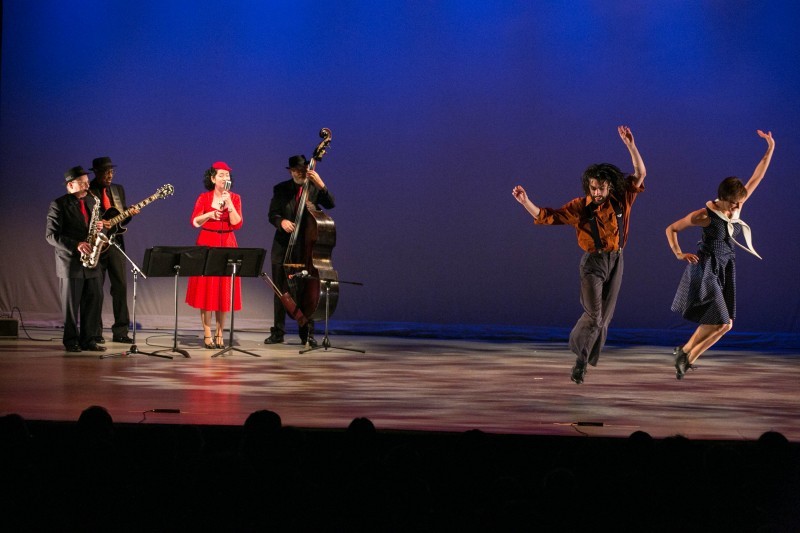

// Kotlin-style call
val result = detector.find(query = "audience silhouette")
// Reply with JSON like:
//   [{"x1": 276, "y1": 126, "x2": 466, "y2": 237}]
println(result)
[{"x1": 1, "y1": 408, "x2": 797, "y2": 530}]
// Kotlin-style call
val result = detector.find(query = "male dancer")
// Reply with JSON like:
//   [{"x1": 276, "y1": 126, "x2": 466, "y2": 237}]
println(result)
[{"x1": 512, "y1": 126, "x2": 646, "y2": 384}]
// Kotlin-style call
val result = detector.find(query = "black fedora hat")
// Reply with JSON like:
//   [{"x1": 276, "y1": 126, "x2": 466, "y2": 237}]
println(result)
[
  {"x1": 90, "y1": 156, "x2": 117, "y2": 171},
  {"x1": 64, "y1": 166, "x2": 90, "y2": 183},
  {"x1": 286, "y1": 155, "x2": 309, "y2": 169}
]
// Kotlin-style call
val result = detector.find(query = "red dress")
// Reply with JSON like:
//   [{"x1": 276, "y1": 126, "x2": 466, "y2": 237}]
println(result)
[{"x1": 185, "y1": 191, "x2": 243, "y2": 311}]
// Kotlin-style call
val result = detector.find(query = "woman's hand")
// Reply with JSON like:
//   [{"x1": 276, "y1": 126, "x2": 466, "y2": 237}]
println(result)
[
  {"x1": 757, "y1": 129, "x2": 774, "y2": 149},
  {"x1": 219, "y1": 191, "x2": 232, "y2": 211},
  {"x1": 676, "y1": 252, "x2": 699, "y2": 264}
]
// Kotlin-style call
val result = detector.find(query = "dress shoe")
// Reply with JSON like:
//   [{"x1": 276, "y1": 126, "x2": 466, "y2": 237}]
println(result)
[
  {"x1": 304, "y1": 337, "x2": 318, "y2": 348},
  {"x1": 674, "y1": 346, "x2": 689, "y2": 380},
  {"x1": 203, "y1": 336, "x2": 215, "y2": 350},
  {"x1": 112, "y1": 335, "x2": 133, "y2": 344},
  {"x1": 264, "y1": 333, "x2": 284, "y2": 344},
  {"x1": 82, "y1": 343, "x2": 107, "y2": 352},
  {"x1": 65, "y1": 345, "x2": 81, "y2": 353},
  {"x1": 570, "y1": 361, "x2": 586, "y2": 384},
  {"x1": 94, "y1": 337, "x2": 106, "y2": 344}
]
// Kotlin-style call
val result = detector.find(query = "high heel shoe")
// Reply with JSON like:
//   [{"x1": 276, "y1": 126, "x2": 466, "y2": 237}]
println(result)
[
  {"x1": 203, "y1": 336, "x2": 215, "y2": 350},
  {"x1": 674, "y1": 346, "x2": 689, "y2": 380},
  {"x1": 214, "y1": 335, "x2": 225, "y2": 349}
]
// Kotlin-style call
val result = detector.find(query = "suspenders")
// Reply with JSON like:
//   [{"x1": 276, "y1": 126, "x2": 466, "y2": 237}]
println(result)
[{"x1": 585, "y1": 197, "x2": 624, "y2": 252}]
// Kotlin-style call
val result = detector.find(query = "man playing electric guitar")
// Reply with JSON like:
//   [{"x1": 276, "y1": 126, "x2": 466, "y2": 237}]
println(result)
[{"x1": 89, "y1": 156, "x2": 139, "y2": 344}]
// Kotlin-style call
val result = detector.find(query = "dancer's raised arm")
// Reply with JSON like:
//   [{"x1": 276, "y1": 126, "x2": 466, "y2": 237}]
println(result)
[
  {"x1": 741, "y1": 130, "x2": 775, "y2": 205},
  {"x1": 618, "y1": 125, "x2": 646, "y2": 187},
  {"x1": 512, "y1": 185, "x2": 541, "y2": 219}
]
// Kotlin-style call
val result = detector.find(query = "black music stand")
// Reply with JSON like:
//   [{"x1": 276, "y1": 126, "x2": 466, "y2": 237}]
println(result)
[
  {"x1": 142, "y1": 246, "x2": 208, "y2": 358},
  {"x1": 300, "y1": 276, "x2": 365, "y2": 355},
  {"x1": 203, "y1": 247, "x2": 266, "y2": 358}
]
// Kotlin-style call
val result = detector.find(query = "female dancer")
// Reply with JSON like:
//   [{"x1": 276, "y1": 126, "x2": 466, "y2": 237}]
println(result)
[
  {"x1": 666, "y1": 130, "x2": 774, "y2": 379},
  {"x1": 185, "y1": 161, "x2": 243, "y2": 349}
]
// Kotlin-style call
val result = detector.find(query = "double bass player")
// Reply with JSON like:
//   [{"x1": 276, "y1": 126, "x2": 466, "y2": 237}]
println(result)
[{"x1": 265, "y1": 154, "x2": 336, "y2": 347}]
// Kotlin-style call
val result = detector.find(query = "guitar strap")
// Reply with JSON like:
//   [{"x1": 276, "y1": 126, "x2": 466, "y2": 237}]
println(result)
[{"x1": 109, "y1": 185, "x2": 124, "y2": 212}]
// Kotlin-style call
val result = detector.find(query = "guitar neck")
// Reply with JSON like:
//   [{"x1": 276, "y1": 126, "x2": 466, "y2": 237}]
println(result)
[{"x1": 107, "y1": 193, "x2": 159, "y2": 226}]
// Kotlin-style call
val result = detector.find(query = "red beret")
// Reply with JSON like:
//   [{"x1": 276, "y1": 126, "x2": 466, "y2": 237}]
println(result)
[{"x1": 212, "y1": 161, "x2": 232, "y2": 171}]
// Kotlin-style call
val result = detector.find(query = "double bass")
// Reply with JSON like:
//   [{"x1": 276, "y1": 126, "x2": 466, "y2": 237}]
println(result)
[{"x1": 263, "y1": 128, "x2": 338, "y2": 325}]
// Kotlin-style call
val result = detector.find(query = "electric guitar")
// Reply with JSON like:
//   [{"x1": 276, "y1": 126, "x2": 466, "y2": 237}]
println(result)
[{"x1": 102, "y1": 184, "x2": 174, "y2": 236}]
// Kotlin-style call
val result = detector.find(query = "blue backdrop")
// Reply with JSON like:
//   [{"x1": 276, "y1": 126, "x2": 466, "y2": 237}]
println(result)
[{"x1": 1, "y1": 1, "x2": 798, "y2": 347}]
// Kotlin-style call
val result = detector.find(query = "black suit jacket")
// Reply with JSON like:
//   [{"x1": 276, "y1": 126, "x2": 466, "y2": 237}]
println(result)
[
  {"x1": 46, "y1": 193, "x2": 103, "y2": 279},
  {"x1": 268, "y1": 179, "x2": 335, "y2": 264},
  {"x1": 89, "y1": 181, "x2": 131, "y2": 248}
]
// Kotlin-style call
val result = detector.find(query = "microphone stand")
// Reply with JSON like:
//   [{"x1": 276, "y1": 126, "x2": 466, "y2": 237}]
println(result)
[
  {"x1": 299, "y1": 274, "x2": 365, "y2": 355},
  {"x1": 101, "y1": 236, "x2": 171, "y2": 360}
]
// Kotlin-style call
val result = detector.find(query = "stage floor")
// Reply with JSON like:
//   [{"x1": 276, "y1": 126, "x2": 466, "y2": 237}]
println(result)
[{"x1": 1, "y1": 327, "x2": 798, "y2": 441}]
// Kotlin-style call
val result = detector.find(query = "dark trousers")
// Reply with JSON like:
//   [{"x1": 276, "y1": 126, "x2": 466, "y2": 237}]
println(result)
[
  {"x1": 60, "y1": 276, "x2": 103, "y2": 348},
  {"x1": 568, "y1": 251, "x2": 624, "y2": 367},
  {"x1": 270, "y1": 261, "x2": 314, "y2": 339},
  {"x1": 98, "y1": 245, "x2": 130, "y2": 338}
]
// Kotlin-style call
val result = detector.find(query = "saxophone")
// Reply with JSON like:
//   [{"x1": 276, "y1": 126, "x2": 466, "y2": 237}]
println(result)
[{"x1": 80, "y1": 192, "x2": 106, "y2": 269}]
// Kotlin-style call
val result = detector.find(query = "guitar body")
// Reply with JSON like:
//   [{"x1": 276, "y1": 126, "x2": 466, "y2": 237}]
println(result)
[{"x1": 101, "y1": 207, "x2": 127, "y2": 236}]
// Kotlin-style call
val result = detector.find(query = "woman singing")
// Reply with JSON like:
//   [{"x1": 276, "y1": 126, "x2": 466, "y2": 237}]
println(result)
[{"x1": 185, "y1": 161, "x2": 243, "y2": 349}]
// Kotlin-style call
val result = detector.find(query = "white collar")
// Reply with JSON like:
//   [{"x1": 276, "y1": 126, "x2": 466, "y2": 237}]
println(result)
[{"x1": 707, "y1": 200, "x2": 761, "y2": 259}]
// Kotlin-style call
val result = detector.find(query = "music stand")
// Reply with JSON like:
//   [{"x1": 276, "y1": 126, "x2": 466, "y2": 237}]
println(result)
[
  {"x1": 300, "y1": 276, "x2": 365, "y2": 355},
  {"x1": 142, "y1": 246, "x2": 208, "y2": 358},
  {"x1": 100, "y1": 236, "x2": 171, "y2": 360},
  {"x1": 202, "y1": 247, "x2": 266, "y2": 358}
]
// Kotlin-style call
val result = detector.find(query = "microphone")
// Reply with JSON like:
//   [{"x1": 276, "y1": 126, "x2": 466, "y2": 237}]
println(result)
[
  {"x1": 219, "y1": 180, "x2": 231, "y2": 209},
  {"x1": 288, "y1": 269, "x2": 309, "y2": 279}
]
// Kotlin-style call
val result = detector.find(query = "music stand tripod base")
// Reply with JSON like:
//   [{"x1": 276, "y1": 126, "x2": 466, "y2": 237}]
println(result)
[
  {"x1": 100, "y1": 238, "x2": 173, "y2": 359},
  {"x1": 204, "y1": 247, "x2": 267, "y2": 358},
  {"x1": 140, "y1": 246, "x2": 210, "y2": 359},
  {"x1": 102, "y1": 343, "x2": 174, "y2": 360}
]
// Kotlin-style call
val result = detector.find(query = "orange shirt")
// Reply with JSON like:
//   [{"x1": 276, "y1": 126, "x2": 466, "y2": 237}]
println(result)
[{"x1": 535, "y1": 176, "x2": 644, "y2": 253}]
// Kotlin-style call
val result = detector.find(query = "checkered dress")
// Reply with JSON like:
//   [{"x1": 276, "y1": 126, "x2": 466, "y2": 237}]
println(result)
[{"x1": 671, "y1": 208, "x2": 740, "y2": 324}]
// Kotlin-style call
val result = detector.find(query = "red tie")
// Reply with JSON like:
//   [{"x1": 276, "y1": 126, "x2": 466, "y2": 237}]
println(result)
[
  {"x1": 293, "y1": 185, "x2": 303, "y2": 214},
  {"x1": 79, "y1": 198, "x2": 89, "y2": 225},
  {"x1": 102, "y1": 188, "x2": 112, "y2": 210}
]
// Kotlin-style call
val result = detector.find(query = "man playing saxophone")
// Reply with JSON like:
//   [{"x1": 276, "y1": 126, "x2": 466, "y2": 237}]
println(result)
[{"x1": 45, "y1": 166, "x2": 106, "y2": 352}]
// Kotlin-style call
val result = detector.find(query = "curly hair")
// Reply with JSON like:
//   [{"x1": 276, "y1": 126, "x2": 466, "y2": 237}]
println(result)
[
  {"x1": 581, "y1": 163, "x2": 626, "y2": 197},
  {"x1": 717, "y1": 176, "x2": 747, "y2": 202},
  {"x1": 203, "y1": 168, "x2": 234, "y2": 191}
]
